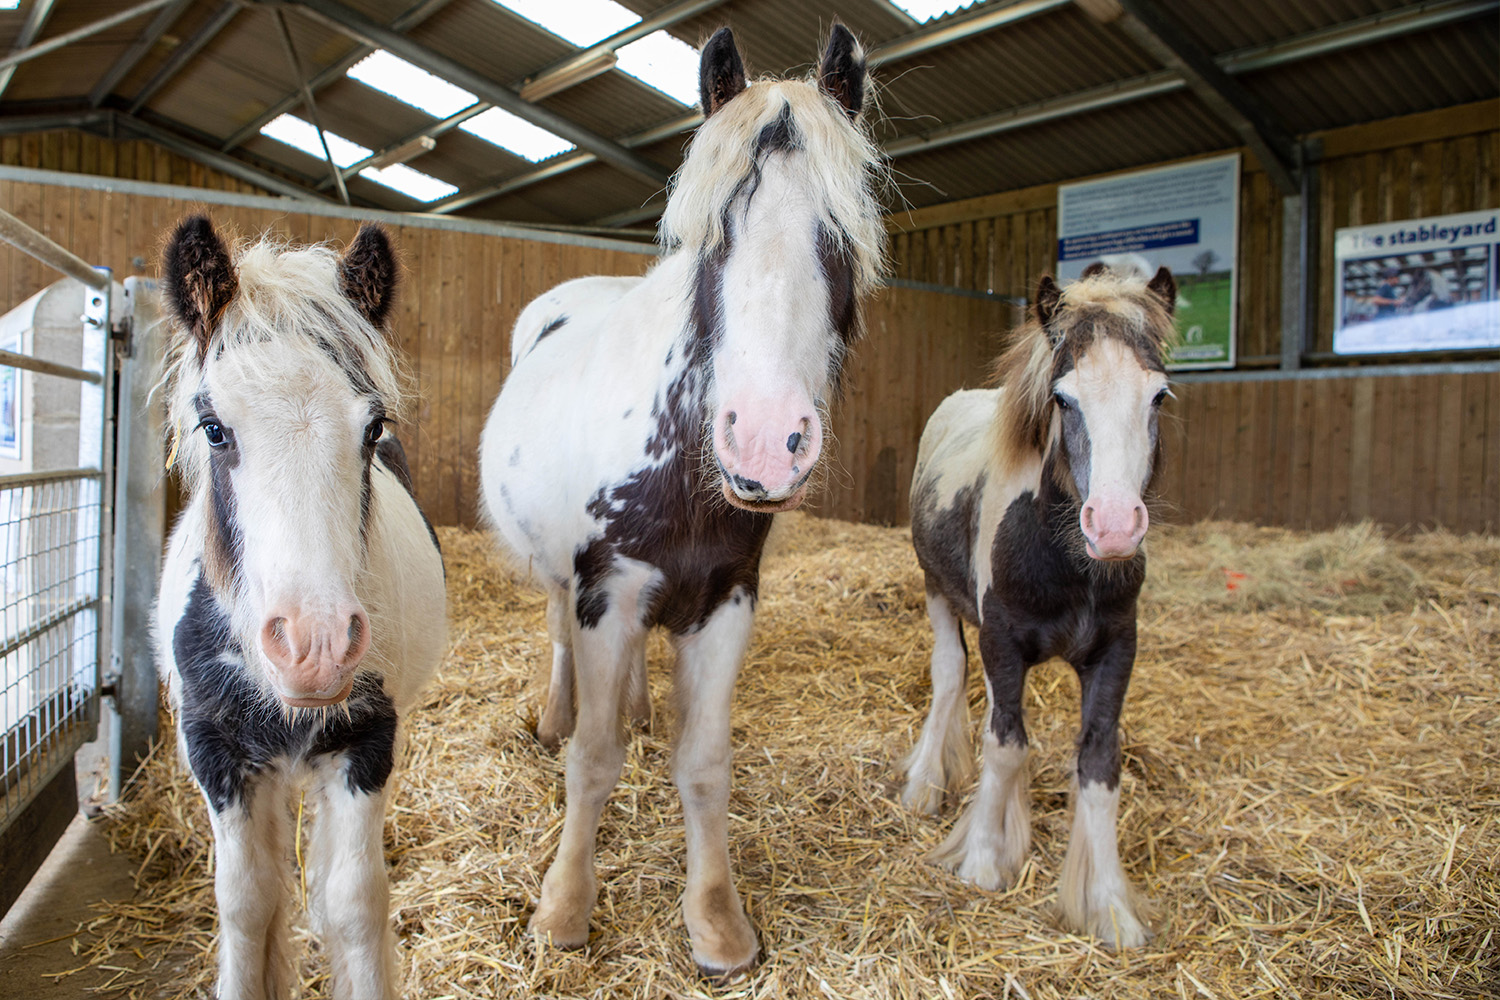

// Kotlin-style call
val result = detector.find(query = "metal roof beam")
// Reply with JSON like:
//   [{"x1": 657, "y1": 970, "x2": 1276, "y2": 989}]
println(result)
[
  {"x1": 87, "y1": 0, "x2": 194, "y2": 107},
  {"x1": 427, "y1": 0, "x2": 1070, "y2": 215},
  {"x1": 590, "y1": 0, "x2": 1498, "y2": 226},
  {"x1": 0, "y1": 0, "x2": 60, "y2": 99},
  {"x1": 126, "y1": 1, "x2": 240, "y2": 115},
  {"x1": 0, "y1": 110, "x2": 113, "y2": 137},
  {"x1": 113, "y1": 112, "x2": 335, "y2": 203},
  {"x1": 0, "y1": 0, "x2": 177, "y2": 73},
  {"x1": 318, "y1": 0, "x2": 727, "y2": 194},
  {"x1": 284, "y1": 0, "x2": 672, "y2": 189},
  {"x1": 1103, "y1": 0, "x2": 1300, "y2": 193},
  {"x1": 220, "y1": 0, "x2": 457, "y2": 153}
]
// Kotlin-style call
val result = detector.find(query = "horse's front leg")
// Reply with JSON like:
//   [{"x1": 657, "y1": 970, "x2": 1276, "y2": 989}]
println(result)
[
  {"x1": 195, "y1": 758, "x2": 293, "y2": 1000},
  {"x1": 1059, "y1": 622, "x2": 1151, "y2": 948},
  {"x1": 306, "y1": 752, "x2": 398, "y2": 999},
  {"x1": 901, "y1": 584, "x2": 972, "y2": 814},
  {"x1": 929, "y1": 614, "x2": 1031, "y2": 890},
  {"x1": 671, "y1": 587, "x2": 758, "y2": 976},
  {"x1": 529, "y1": 563, "x2": 648, "y2": 948}
]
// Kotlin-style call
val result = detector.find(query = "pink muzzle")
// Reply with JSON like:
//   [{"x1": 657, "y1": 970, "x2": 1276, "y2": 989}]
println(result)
[
  {"x1": 259, "y1": 602, "x2": 371, "y2": 707},
  {"x1": 1080, "y1": 495, "x2": 1149, "y2": 561},
  {"x1": 713, "y1": 399, "x2": 821, "y2": 511}
]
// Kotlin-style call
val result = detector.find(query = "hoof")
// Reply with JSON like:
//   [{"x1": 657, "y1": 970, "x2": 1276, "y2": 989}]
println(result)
[
  {"x1": 693, "y1": 938, "x2": 760, "y2": 982},
  {"x1": 900, "y1": 772, "x2": 946, "y2": 816},
  {"x1": 527, "y1": 905, "x2": 590, "y2": 950},
  {"x1": 1066, "y1": 894, "x2": 1152, "y2": 950},
  {"x1": 686, "y1": 895, "x2": 759, "y2": 981}
]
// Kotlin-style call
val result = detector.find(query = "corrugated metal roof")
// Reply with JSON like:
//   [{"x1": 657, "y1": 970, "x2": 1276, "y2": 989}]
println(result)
[{"x1": 0, "y1": 0, "x2": 1493, "y2": 228}]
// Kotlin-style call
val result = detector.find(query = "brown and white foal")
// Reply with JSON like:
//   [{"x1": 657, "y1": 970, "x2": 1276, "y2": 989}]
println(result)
[{"x1": 901, "y1": 263, "x2": 1177, "y2": 948}]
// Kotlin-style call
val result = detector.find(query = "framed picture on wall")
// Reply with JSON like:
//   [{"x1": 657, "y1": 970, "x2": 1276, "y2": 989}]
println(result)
[
  {"x1": 1334, "y1": 209, "x2": 1500, "y2": 354},
  {"x1": 1056, "y1": 153, "x2": 1240, "y2": 370},
  {"x1": 0, "y1": 328, "x2": 20, "y2": 461}
]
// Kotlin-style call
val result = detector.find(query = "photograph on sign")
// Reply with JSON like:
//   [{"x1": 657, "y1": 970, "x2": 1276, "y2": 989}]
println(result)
[
  {"x1": 1334, "y1": 209, "x2": 1499, "y2": 354},
  {"x1": 1057, "y1": 153, "x2": 1240, "y2": 370}
]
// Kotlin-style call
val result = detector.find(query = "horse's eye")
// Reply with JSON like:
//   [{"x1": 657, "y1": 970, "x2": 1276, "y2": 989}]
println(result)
[
  {"x1": 1053, "y1": 392, "x2": 1070, "y2": 411},
  {"x1": 1152, "y1": 388, "x2": 1171, "y2": 408},
  {"x1": 364, "y1": 420, "x2": 384, "y2": 447},
  {"x1": 202, "y1": 422, "x2": 227, "y2": 447}
]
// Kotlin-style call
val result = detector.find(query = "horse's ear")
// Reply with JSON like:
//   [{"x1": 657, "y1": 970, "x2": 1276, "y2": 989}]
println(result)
[
  {"x1": 341, "y1": 223, "x2": 398, "y2": 328},
  {"x1": 1036, "y1": 275, "x2": 1062, "y2": 333},
  {"x1": 162, "y1": 215, "x2": 237, "y2": 361},
  {"x1": 1146, "y1": 265, "x2": 1176, "y2": 317},
  {"x1": 819, "y1": 22, "x2": 866, "y2": 119},
  {"x1": 1080, "y1": 261, "x2": 1108, "y2": 280},
  {"x1": 699, "y1": 27, "x2": 746, "y2": 118}
]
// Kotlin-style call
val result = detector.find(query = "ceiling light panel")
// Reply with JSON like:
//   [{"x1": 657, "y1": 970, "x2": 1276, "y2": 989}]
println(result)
[{"x1": 360, "y1": 163, "x2": 458, "y2": 202}]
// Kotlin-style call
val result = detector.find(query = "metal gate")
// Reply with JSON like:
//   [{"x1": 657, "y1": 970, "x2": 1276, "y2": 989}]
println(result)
[{"x1": 0, "y1": 208, "x2": 117, "y2": 913}]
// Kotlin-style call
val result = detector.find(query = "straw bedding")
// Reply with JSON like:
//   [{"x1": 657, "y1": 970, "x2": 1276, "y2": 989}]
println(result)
[{"x1": 56, "y1": 515, "x2": 1498, "y2": 998}]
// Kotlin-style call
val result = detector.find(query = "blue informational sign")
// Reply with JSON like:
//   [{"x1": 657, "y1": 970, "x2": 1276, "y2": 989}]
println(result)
[
  {"x1": 1334, "y1": 209, "x2": 1500, "y2": 355},
  {"x1": 1057, "y1": 153, "x2": 1240, "y2": 369}
]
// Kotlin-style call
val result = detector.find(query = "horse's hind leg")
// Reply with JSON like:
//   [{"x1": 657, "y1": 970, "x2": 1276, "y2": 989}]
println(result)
[
  {"x1": 530, "y1": 566, "x2": 648, "y2": 949},
  {"x1": 1059, "y1": 634, "x2": 1151, "y2": 949},
  {"x1": 203, "y1": 771, "x2": 295, "y2": 999},
  {"x1": 671, "y1": 588, "x2": 759, "y2": 976},
  {"x1": 901, "y1": 585, "x2": 972, "y2": 814},
  {"x1": 928, "y1": 619, "x2": 1031, "y2": 890},
  {"x1": 307, "y1": 757, "x2": 398, "y2": 999},
  {"x1": 536, "y1": 585, "x2": 575, "y2": 749},
  {"x1": 624, "y1": 640, "x2": 651, "y2": 730}
]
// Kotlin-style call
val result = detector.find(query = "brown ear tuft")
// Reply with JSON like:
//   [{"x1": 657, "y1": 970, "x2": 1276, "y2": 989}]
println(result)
[
  {"x1": 818, "y1": 22, "x2": 866, "y2": 119},
  {"x1": 699, "y1": 27, "x2": 746, "y2": 118},
  {"x1": 1080, "y1": 261, "x2": 1108, "y2": 280},
  {"x1": 162, "y1": 215, "x2": 237, "y2": 361},
  {"x1": 1146, "y1": 265, "x2": 1176, "y2": 317},
  {"x1": 340, "y1": 223, "x2": 399, "y2": 328},
  {"x1": 1036, "y1": 274, "x2": 1062, "y2": 331}
]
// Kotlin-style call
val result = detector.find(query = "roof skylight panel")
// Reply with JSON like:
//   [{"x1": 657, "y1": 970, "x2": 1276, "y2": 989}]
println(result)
[
  {"x1": 459, "y1": 107, "x2": 575, "y2": 162},
  {"x1": 348, "y1": 51, "x2": 478, "y2": 118},
  {"x1": 615, "y1": 31, "x2": 700, "y2": 105},
  {"x1": 887, "y1": 0, "x2": 979, "y2": 22},
  {"x1": 0, "y1": 1, "x2": 21, "y2": 10},
  {"x1": 489, "y1": 0, "x2": 639, "y2": 47},
  {"x1": 259, "y1": 115, "x2": 456, "y2": 203},
  {"x1": 360, "y1": 163, "x2": 458, "y2": 202},
  {"x1": 260, "y1": 115, "x2": 370, "y2": 168}
]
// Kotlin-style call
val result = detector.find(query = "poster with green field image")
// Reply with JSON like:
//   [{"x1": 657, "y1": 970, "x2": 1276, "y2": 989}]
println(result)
[{"x1": 1057, "y1": 153, "x2": 1240, "y2": 369}]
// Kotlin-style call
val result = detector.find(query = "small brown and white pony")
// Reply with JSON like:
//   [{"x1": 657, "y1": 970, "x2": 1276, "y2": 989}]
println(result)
[
  {"x1": 155, "y1": 218, "x2": 446, "y2": 997},
  {"x1": 900, "y1": 263, "x2": 1177, "y2": 948}
]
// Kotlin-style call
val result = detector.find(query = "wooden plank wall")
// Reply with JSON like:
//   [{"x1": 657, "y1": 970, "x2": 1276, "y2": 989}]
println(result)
[
  {"x1": 0, "y1": 177, "x2": 651, "y2": 528},
  {"x1": 0, "y1": 129, "x2": 268, "y2": 194},
  {"x1": 881, "y1": 104, "x2": 1499, "y2": 534},
  {"x1": 1157, "y1": 372, "x2": 1500, "y2": 534},
  {"x1": 814, "y1": 286, "x2": 1011, "y2": 524}
]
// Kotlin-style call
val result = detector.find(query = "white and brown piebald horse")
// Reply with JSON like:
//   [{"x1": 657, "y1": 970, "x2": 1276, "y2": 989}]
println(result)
[
  {"x1": 155, "y1": 218, "x2": 446, "y2": 998},
  {"x1": 900, "y1": 263, "x2": 1177, "y2": 948},
  {"x1": 479, "y1": 26, "x2": 884, "y2": 975}
]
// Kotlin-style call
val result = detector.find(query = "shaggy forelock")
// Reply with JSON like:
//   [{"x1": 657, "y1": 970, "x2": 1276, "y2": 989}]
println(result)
[{"x1": 660, "y1": 78, "x2": 887, "y2": 298}]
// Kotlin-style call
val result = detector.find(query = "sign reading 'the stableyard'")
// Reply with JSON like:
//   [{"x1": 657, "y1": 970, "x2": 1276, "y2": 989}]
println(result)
[
  {"x1": 1334, "y1": 209, "x2": 1499, "y2": 355},
  {"x1": 1057, "y1": 153, "x2": 1240, "y2": 370}
]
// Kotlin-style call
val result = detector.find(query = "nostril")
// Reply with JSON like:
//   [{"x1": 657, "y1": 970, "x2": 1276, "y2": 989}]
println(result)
[
  {"x1": 726, "y1": 411, "x2": 736, "y2": 425},
  {"x1": 1081, "y1": 506, "x2": 1096, "y2": 534},
  {"x1": 786, "y1": 431, "x2": 802, "y2": 454},
  {"x1": 347, "y1": 615, "x2": 363, "y2": 646}
]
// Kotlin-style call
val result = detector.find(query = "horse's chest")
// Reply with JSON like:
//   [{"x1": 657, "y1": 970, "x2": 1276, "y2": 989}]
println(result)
[
  {"x1": 172, "y1": 577, "x2": 397, "y2": 812},
  {"x1": 580, "y1": 458, "x2": 772, "y2": 634},
  {"x1": 984, "y1": 497, "x2": 1142, "y2": 664}
]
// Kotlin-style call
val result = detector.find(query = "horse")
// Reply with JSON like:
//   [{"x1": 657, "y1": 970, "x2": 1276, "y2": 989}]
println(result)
[
  {"x1": 154, "y1": 216, "x2": 447, "y2": 998},
  {"x1": 898, "y1": 262, "x2": 1177, "y2": 949},
  {"x1": 478, "y1": 24, "x2": 884, "y2": 975}
]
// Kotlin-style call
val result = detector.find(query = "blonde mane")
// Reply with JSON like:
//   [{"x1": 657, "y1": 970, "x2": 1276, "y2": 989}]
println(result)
[
  {"x1": 660, "y1": 75, "x2": 887, "y2": 299},
  {"x1": 163, "y1": 236, "x2": 409, "y2": 496},
  {"x1": 992, "y1": 269, "x2": 1177, "y2": 476}
]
